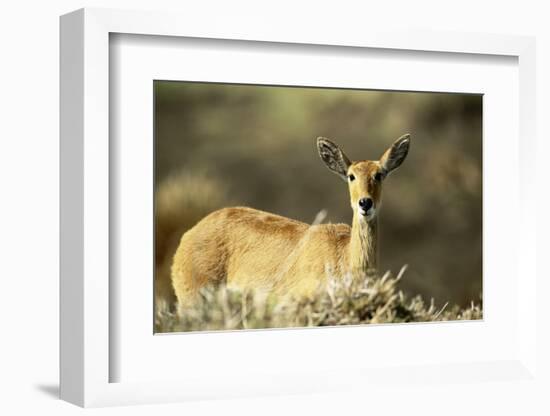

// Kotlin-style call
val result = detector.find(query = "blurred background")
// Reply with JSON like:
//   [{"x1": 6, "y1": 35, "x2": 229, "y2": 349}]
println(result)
[{"x1": 154, "y1": 81, "x2": 482, "y2": 308}]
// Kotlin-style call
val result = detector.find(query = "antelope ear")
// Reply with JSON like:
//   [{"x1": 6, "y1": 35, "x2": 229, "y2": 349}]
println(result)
[
  {"x1": 380, "y1": 134, "x2": 410, "y2": 175},
  {"x1": 316, "y1": 137, "x2": 352, "y2": 181}
]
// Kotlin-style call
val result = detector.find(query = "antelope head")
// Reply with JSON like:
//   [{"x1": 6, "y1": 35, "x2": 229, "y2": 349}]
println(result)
[{"x1": 317, "y1": 134, "x2": 411, "y2": 222}]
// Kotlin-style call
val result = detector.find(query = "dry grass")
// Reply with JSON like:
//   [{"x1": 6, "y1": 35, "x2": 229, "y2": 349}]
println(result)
[{"x1": 155, "y1": 266, "x2": 482, "y2": 333}]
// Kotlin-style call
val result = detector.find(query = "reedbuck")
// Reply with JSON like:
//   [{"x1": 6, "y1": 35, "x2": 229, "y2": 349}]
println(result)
[{"x1": 171, "y1": 134, "x2": 410, "y2": 308}]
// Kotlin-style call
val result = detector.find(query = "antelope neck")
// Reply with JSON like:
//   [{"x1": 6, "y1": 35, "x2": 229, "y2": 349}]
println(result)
[{"x1": 349, "y1": 214, "x2": 378, "y2": 276}]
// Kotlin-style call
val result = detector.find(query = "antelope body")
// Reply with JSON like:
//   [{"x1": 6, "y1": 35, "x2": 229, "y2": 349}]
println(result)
[{"x1": 171, "y1": 134, "x2": 410, "y2": 308}]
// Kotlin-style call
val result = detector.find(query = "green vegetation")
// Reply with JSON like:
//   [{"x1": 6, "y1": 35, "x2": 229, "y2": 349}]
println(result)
[{"x1": 155, "y1": 266, "x2": 482, "y2": 333}]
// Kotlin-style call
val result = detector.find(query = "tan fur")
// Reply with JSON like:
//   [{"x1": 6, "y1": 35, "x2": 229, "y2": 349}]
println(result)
[{"x1": 170, "y1": 135, "x2": 410, "y2": 308}]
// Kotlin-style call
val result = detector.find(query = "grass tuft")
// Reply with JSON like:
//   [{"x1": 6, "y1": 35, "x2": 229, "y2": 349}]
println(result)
[{"x1": 155, "y1": 266, "x2": 482, "y2": 333}]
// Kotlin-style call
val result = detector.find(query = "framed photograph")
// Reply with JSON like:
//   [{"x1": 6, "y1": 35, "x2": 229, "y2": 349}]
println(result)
[
  {"x1": 153, "y1": 81, "x2": 483, "y2": 334},
  {"x1": 60, "y1": 8, "x2": 538, "y2": 407}
]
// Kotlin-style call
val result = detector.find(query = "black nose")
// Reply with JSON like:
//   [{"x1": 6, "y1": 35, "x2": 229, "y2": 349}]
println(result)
[{"x1": 358, "y1": 198, "x2": 373, "y2": 210}]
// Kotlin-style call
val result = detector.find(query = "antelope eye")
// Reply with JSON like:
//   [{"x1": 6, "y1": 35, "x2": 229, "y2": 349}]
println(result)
[
  {"x1": 348, "y1": 174, "x2": 355, "y2": 182},
  {"x1": 374, "y1": 172, "x2": 383, "y2": 182}
]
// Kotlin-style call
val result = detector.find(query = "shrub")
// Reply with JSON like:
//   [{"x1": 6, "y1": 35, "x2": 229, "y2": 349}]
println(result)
[{"x1": 155, "y1": 266, "x2": 482, "y2": 333}]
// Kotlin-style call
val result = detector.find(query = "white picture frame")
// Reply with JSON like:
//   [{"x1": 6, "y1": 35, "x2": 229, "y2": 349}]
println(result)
[{"x1": 60, "y1": 8, "x2": 538, "y2": 408}]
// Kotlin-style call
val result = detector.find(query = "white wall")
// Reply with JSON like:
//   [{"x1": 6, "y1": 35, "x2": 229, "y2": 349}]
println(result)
[{"x1": 1, "y1": 1, "x2": 548, "y2": 414}]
